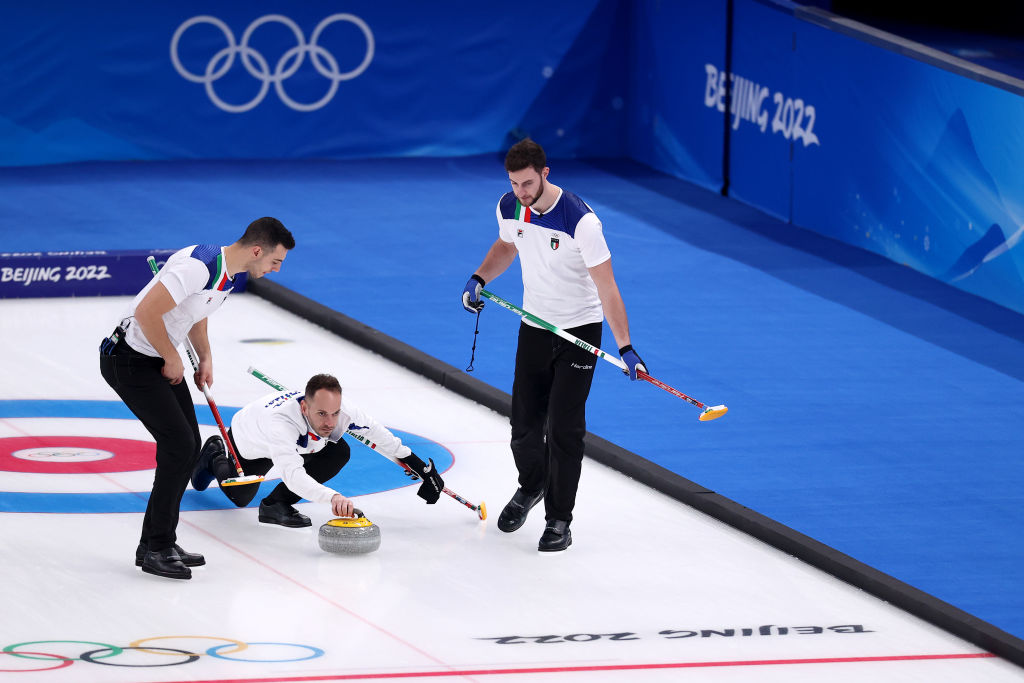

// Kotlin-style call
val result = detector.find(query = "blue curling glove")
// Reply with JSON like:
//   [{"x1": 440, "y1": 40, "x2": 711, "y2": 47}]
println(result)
[
  {"x1": 462, "y1": 274, "x2": 485, "y2": 313},
  {"x1": 618, "y1": 344, "x2": 647, "y2": 381}
]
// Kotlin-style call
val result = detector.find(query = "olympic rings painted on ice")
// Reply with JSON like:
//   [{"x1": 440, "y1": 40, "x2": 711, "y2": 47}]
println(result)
[
  {"x1": 0, "y1": 652, "x2": 73, "y2": 672},
  {"x1": 1, "y1": 638, "x2": 323, "y2": 670},
  {"x1": 80, "y1": 647, "x2": 198, "y2": 667},
  {"x1": 208, "y1": 642, "x2": 325, "y2": 662},
  {"x1": 130, "y1": 634, "x2": 246, "y2": 656},
  {"x1": 3, "y1": 640, "x2": 122, "y2": 661},
  {"x1": 170, "y1": 14, "x2": 375, "y2": 113}
]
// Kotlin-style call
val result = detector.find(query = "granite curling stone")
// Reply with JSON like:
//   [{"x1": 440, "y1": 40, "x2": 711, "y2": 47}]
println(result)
[{"x1": 318, "y1": 510, "x2": 381, "y2": 554}]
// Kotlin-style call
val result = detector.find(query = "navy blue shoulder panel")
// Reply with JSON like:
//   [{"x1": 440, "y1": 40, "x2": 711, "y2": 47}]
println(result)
[
  {"x1": 189, "y1": 244, "x2": 221, "y2": 290},
  {"x1": 534, "y1": 190, "x2": 593, "y2": 238},
  {"x1": 559, "y1": 191, "x2": 593, "y2": 235},
  {"x1": 498, "y1": 192, "x2": 519, "y2": 220}
]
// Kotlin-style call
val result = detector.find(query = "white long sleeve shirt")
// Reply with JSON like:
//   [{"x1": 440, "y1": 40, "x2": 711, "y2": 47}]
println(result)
[{"x1": 230, "y1": 390, "x2": 411, "y2": 503}]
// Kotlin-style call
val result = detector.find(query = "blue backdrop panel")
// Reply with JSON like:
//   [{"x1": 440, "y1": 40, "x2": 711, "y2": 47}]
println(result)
[
  {"x1": 725, "y1": 0, "x2": 800, "y2": 221},
  {"x1": 627, "y1": 1, "x2": 726, "y2": 192},
  {"x1": 512, "y1": 0, "x2": 631, "y2": 159},
  {"x1": 0, "y1": 1, "x2": 623, "y2": 166},
  {"x1": 791, "y1": 17, "x2": 1024, "y2": 316},
  {"x1": 627, "y1": 0, "x2": 1024, "y2": 315}
]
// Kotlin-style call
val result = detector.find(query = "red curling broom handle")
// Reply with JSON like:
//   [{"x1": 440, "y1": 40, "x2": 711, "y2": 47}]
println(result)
[
  {"x1": 636, "y1": 370, "x2": 708, "y2": 410},
  {"x1": 479, "y1": 288, "x2": 728, "y2": 421}
]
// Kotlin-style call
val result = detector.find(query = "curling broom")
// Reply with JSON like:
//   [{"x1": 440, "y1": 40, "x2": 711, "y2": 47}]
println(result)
[{"x1": 479, "y1": 289, "x2": 728, "y2": 422}]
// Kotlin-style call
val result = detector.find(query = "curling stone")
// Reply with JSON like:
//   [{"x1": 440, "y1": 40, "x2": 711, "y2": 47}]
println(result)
[{"x1": 318, "y1": 509, "x2": 380, "y2": 554}]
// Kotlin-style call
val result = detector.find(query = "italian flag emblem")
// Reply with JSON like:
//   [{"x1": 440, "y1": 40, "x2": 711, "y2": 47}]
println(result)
[
  {"x1": 514, "y1": 201, "x2": 532, "y2": 223},
  {"x1": 550, "y1": 236, "x2": 560, "y2": 251},
  {"x1": 211, "y1": 253, "x2": 231, "y2": 291}
]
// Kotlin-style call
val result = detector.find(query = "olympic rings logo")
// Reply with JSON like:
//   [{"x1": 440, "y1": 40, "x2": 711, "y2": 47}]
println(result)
[
  {"x1": 170, "y1": 14, "x2": 375, "y2": 113},
  {"x1": 0, "y1": 637, "x2": 323, "y2": 672}
]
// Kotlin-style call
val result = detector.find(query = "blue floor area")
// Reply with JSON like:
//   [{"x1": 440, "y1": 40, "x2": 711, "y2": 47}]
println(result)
[{"x1": 2, "y1": 156, "x2": 1023, "y2": 640}]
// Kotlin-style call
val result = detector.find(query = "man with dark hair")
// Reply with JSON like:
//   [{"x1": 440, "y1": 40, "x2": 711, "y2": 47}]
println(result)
[
  {"x1": 191, "y1": 373, "x2": 444, "y2": 527},
  {"x1": 99, "y1": 217, "x2": 294, "y2": 580},
  {"x1": 461, "y1": 138, "x2": 646, "y2": 552},
  {"x1": 238, "y1": 216, "x2": 296, "y2": 250}
]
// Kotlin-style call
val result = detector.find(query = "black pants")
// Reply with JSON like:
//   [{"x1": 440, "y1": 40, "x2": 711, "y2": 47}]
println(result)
[
  {"x1": 100, "y1": 342, "x2": 201, "y2": 552},
  {"x1": 510, "y1": 321, "x2": 601, "y2": 524},
  {"x1": 213, "y1": 430, "x2": 351, "y2": 508}
]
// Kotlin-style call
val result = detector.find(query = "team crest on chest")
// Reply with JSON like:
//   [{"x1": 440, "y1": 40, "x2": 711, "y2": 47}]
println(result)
[
  {"x1": 517, "y1": 228, "x2": 523, "y2": 238},
  {"x1": 550, "y1": 236, "x2": 560, "y2": 251}
]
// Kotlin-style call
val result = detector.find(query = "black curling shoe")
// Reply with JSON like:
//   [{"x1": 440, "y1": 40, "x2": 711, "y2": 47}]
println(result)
[
  {"x1": 135, "y1": 543, "x2": 205, "y2": 568},
  {"x1": 496, "y1": 487, "x2": 545, "y2": 533},
  {"x1": 538, "y1": 520, "x2": 572, "y2": 552},
  {"x1": 258, "y1": 500, "x2": 311, "y2": 528},
  {"x1": 191, "y1": 435, "x2": 224, "y2": 491},
  {"x1": 140, "y1": 548, "x2": 192, "y2": 580}
]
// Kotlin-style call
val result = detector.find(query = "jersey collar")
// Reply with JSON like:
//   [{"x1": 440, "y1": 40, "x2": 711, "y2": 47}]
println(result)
[{"x1": 532, "y1": 187, "x2": 563, "y2": 216}]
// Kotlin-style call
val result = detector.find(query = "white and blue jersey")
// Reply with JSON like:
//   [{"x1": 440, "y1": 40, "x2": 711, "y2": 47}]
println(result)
[
  {"x1": 119, "y1": 244, "x2": 246, "y2": 357},
  {"x1": 496, "y1": 188, "x2": 611, "y2": 329}
]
